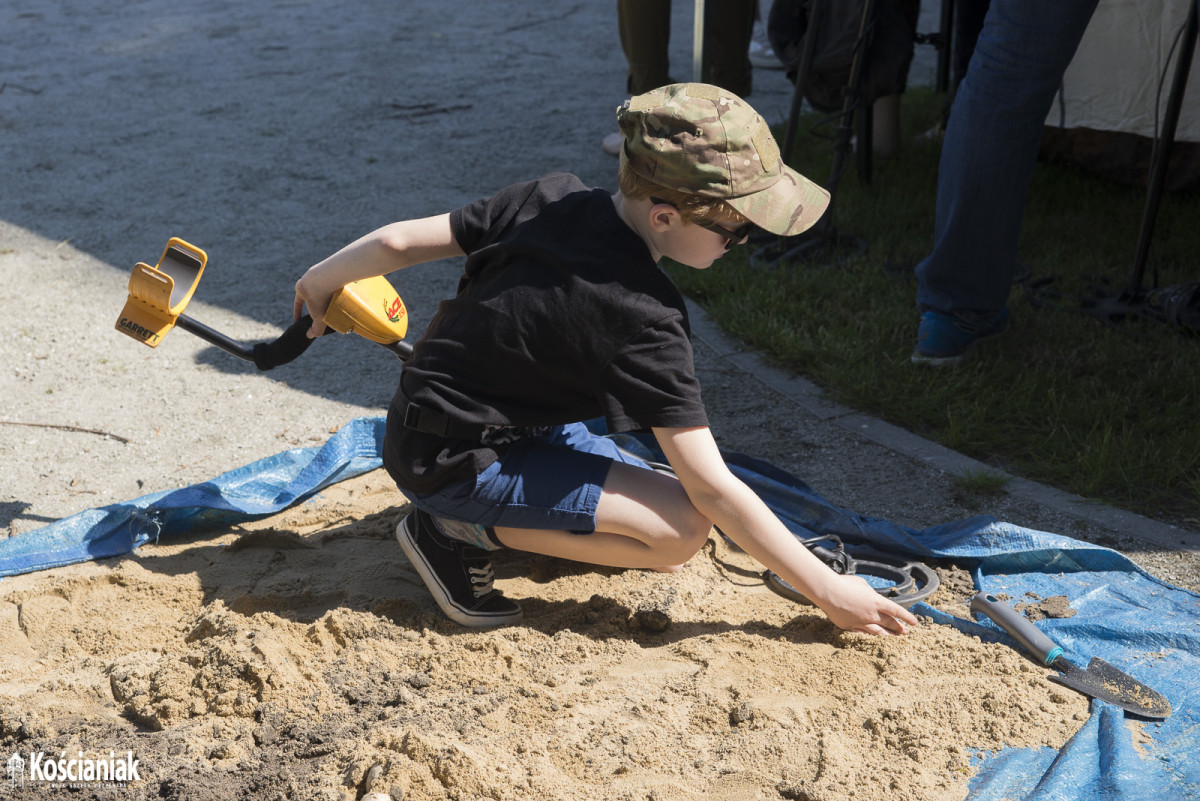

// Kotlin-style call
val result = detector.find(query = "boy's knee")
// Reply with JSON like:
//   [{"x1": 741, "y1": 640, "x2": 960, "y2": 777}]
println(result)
[{"x1": 664, "y1": 508, "x2": 712, "y2": 563}]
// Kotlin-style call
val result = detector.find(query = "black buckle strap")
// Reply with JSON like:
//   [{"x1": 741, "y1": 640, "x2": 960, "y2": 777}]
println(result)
[{"x1": 402, "y1": 402, "x2": 486, "y2": 440}]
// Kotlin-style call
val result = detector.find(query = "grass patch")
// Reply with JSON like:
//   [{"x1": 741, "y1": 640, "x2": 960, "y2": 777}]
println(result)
[
  {"x1": 951, "y1": 470, "x2": 1012, "y2": 513},
  {"x1": 953, "y1": 470, "x2": 1012, "y2": 497},
  {"x1": 668, "y1": 87, "x2": 1200, "y2": 522}
]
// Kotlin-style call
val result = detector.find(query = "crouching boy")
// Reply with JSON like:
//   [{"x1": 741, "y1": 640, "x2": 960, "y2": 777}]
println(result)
[{"x1": 293, "y1": 83, "x2": 918, "y2": 636}]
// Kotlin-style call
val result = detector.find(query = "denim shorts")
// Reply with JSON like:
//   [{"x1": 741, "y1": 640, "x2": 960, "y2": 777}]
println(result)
[{"x1": 405, "y1": 422, "x2": 650, "y2": 536}]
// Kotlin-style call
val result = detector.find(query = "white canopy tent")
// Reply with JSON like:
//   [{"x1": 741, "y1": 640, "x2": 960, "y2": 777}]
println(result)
[{"x1": 1051, "y1": 0, "x2": 1198, "y2": 142}]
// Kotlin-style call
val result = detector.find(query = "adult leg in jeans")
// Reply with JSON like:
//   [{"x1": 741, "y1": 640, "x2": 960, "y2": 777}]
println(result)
[{"x1": 915, "y1": 0, "x2": 1099, "y2": 320}]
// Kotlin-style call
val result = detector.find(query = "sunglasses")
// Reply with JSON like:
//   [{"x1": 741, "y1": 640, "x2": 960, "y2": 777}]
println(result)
[
  {"x1": 700, "y1": 220, "x2": 754, "y2": 251},
  {"x1": 651, "y1": 197, "x2": 753, "y2": 251}
]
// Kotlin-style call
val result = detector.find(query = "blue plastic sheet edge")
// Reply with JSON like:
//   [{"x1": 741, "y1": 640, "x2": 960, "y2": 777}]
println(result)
[
  {"x1": 0, "y1": 416, "x2": 387, "y2": 579},
  {"x1": 3, "y1": 417, "x2": 1197, "y2": 800}
]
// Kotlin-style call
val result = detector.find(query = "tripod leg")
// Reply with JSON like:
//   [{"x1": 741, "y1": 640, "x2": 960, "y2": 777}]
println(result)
[
  {"x1": 821, "y1": 0, "x2": 878, "y2": 235},
  {"x1": 937, "y1": 0, "x2": 954, "y2": 93},
  {"x1": 757, "y1": 0, "x2": 878, "y2": 268},
  {"x1": 781, "y1": 0, "x2": 826, "y2": 166}
]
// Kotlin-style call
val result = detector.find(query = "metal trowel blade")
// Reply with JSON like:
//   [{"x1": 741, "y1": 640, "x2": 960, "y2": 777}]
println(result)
[{"x1": 1050, "y1": 656, "x2": 1172, "y2": 719}]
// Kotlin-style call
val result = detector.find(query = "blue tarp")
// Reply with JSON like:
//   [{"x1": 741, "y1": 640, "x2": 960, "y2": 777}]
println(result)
[
  {"x1": 3, "y1": 416, "x2": 1197, "y2": 800},
  {"x1": 0, "y1": 417, "x2": 387, "y2": 578}
]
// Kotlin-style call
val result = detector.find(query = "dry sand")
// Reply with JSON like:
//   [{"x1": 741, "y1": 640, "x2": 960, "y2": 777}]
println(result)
[{"x1": 0, "y1": 470, "x2": 1090, "y2": 801}]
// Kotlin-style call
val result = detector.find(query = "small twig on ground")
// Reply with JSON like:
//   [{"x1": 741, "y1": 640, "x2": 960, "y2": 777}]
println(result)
[
  {"x1": 0, "y1": 421, "x2": 130, "y2": 444},
  {"x1": 0, "y1": 82, "x2": 45, "y2": 95},
  {"x1": 501, "y1": 3, "x2": 584, "y2": 33},
  {"x1": 388, "y1": 102, "x2": 473, "y2": 120}
]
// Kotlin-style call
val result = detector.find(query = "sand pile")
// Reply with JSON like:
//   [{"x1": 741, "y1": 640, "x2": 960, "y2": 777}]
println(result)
[{"x1": 0, "y1": 471, "x2": 1088, "y2": 801}]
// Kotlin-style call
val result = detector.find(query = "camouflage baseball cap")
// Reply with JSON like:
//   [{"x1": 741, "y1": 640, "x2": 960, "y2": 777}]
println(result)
[{"x1": 616, "y1": 83, "x2": 829, "y2": 237}]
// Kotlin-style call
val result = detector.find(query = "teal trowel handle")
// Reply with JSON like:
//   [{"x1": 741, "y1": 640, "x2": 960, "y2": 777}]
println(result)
[{"x1": 969, "y1": 592, "x2": 1064, "y2": 666}]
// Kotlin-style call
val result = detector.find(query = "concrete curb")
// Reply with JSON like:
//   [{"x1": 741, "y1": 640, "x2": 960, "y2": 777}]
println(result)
[{"x1": 685, "y1": 298, "x2": 1200, "y2": 555}]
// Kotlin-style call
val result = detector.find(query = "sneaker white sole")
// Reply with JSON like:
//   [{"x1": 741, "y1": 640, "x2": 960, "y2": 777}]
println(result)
[{"x1": 395, "y1": 517, "x2": 522, "y2": 627}]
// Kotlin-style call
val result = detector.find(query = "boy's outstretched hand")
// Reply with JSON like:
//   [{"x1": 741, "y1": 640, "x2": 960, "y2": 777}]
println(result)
[
  {"x1": 653, "y1": 424, "x2": 920, "y2": 639},
  {"x1": 814, "y1": 573, "x2": 919, "y2": 636}
]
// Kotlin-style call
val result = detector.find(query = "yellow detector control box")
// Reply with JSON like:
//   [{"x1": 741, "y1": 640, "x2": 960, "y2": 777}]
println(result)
[{"x1": 322, "y1": 276, "x2": 408, "y2": 344}]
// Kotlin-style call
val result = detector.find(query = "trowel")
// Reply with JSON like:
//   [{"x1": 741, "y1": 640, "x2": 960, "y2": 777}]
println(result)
[{"x1": 969, "y1": 592, "x2": 1171, "y2": 719}]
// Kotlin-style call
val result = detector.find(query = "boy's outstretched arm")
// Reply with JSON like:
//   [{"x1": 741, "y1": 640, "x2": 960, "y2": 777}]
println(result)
[
  {"x1": 653, "y1": 425, "x2": 919, "y2": 636},
  {"x1": 293, "y1": 213, "x2": 464, "y2": 336}
]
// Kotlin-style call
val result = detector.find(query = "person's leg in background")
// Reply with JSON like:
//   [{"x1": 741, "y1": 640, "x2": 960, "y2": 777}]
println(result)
[
  {"x1": 619, "y1": 0, "x2": 673, "y2": 95},
  {"x1": 749, "y1": 0, "x2": 785, "y2": 70},
  {"x1": 606, "y1": 0, "x2": 675, "y2": 154},
  {"x1": 704, "y1": 0, "x2": 757, "y2": 97},
  {"x1": 606, "y1": 0, "x2": 756, "y2": 155},
  {"x1": 912, "y1": 0, "x2": 1100, "y2": 364}
]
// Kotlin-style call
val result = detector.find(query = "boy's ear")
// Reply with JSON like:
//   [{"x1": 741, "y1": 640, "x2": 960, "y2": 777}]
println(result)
[{"x1": 647, "y1": 201, "x2": 678, "y2": 233}]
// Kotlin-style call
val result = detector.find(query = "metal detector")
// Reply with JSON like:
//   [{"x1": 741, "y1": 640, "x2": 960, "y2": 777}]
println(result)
[
  {"x1": 763, "y1": 534, "x2": 940, "y2": 609},
  {"x1": 115, "y1": 238, "x2": 412, "y2": 368}
]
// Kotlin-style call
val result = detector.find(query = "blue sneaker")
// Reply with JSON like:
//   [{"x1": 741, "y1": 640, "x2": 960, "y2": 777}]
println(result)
[{"x1": 911, "y1": 308, "x2": 1010, "y2": 366}]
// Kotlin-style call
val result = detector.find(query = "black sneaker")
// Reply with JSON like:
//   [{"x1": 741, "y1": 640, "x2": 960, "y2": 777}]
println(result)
[{"x1": 396, "y1": 510, "x2": 522, "y2": 627}]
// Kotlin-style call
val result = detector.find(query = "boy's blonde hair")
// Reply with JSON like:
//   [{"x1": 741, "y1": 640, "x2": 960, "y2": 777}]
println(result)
[{"x1": 618, "y1": 159, "x2": 749, "y2": 228}]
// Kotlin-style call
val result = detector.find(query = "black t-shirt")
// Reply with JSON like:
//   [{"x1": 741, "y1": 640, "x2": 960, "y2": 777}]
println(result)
[{"x1": 384, "y1": 172, "x2": 708, "y2": 493}]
